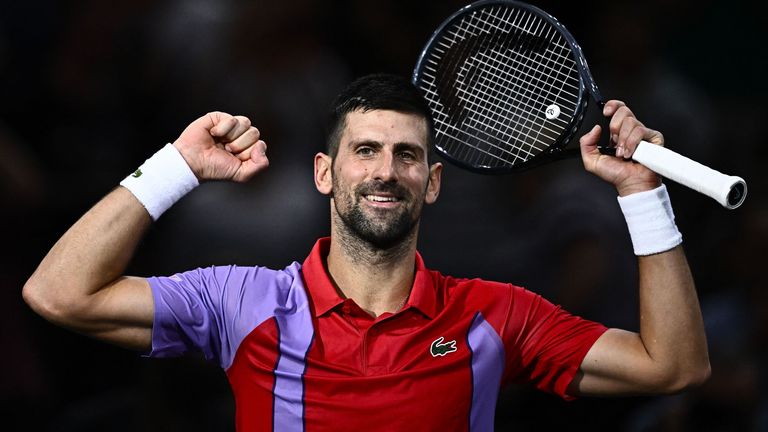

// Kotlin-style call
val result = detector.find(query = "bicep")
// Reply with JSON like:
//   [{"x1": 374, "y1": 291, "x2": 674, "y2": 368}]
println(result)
[
  {"x1": 569, "y1": 328, "x2": 667, "y2": 396},
  {"x1": 77, "y1": 276, "x2": 154, "y2": 351}
]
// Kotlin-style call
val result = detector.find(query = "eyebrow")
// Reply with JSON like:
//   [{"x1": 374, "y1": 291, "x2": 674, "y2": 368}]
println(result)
[{"x1": 348, "y1": 140, "x2": 426, "y2": 157}]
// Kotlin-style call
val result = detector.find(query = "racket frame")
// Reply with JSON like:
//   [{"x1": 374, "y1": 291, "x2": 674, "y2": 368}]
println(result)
[{"x1": 412, "y1": 0, "x2": 603, "y2": 174}]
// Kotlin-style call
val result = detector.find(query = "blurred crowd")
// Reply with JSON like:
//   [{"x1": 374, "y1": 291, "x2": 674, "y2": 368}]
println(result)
[{"x1": 1, "y1": 0, "x2": 766, "y2": 430}]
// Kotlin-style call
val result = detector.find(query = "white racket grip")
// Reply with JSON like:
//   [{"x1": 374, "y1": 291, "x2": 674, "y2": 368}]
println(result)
[{"x1": 631, "y1": 141, "x2": 747, "y2": 209}]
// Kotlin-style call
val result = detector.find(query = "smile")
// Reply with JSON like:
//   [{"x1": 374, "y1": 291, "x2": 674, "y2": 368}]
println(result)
[{"x1": 364, "y1": 195, "x2": 400, "y2": 203}]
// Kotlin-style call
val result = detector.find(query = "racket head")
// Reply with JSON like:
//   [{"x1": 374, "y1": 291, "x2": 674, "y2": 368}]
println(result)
[{"x1": 413, "y1": 0, "x2": 601, "y2": 173}]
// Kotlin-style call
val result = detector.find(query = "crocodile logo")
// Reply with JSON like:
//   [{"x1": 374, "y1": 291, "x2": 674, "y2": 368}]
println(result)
[
  {"x1": 430, "y1": 337, "x2": 457, "y2": 357},
  {"x1": 131, "y1": 168, "x2": 143, "y2": 178}
]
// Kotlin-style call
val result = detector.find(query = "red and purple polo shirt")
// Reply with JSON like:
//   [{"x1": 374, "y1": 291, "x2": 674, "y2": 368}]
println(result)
[{"x1": 148, "y1": 238, "x2": 607, "y2": 431}]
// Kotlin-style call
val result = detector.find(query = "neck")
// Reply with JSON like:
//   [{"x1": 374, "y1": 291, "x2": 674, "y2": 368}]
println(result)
[{"x1": 327, "y1": 215, "x2": 418, "y2": 317}]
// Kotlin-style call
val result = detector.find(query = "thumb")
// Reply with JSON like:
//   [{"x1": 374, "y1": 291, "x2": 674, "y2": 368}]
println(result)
[
  {"x1": 232, "y1": 140, "x2": 269, "y2": 183},
  {"x1": 579, "y1": 124, "x2": 602, "y2": 157}
]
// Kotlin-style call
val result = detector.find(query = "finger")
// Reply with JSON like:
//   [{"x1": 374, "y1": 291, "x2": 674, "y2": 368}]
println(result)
[
  {"x1": 622, "y1": 125, "x2": 647, "y2": 158},
  {"x1": 251, "y1": 140, "x2": 267, "y2": 161},
  {"x1": 579, "y1": 125, "x2": 603, "y2": 174},
  {"x1": 232, "y1": 141, "x2": 269, "y2": 182},
  {"x1": 579, "y1": 125, "x2": 601, "y2": 156},
  {"x1": 616, "y1": 117, "x2": 643, "y2": 157},
  {"x1": 209, "y1": 113, "x2": 238, "y2": 138},
  {"x1": 221, "y1": 115, "x2": 252, "y2": 142},
  {"x1": 602, "y1": 100, "x2": 626, "y2": 117},
  {"x1": 235, "y1": 139, "x2": 267, "y2": 162},
  {"x1": 217, "y1": 116, "x2": 251, "y2": 142},
  {"x1": 644, "y1": 128, "x2": 664, "y2": 146},
  {"x1": 225, "y1": 126, "x2": 261, "y2": 153},
  {"x1": 609, "y1": 105, "x2": 635, "y2": 137},
  {"x1": 579, "y1": 124, "x2": 601, "y2": 149}
]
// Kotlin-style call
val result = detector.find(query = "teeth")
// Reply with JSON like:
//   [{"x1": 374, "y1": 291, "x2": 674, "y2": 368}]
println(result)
[{"x1": 366, "y1": 195, "x2": 398, "y2": 202}]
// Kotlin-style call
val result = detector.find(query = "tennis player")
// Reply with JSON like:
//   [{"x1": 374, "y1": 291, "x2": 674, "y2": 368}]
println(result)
[{"x1": 24, "y1": 74, "x2": 709, "y2": 431}]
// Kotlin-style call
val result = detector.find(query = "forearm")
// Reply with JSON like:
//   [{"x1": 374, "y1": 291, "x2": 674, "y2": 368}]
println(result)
[
  {"x1": 574, "y1": 249, "x2": 710, "y2": 396},
  {"x1": 636, "y1": 246, "x2": 709, "y2": 387},
  {"x1": 623, "y1": 186, "x2": 709, "y2": 389},
  {"x1": 24, "y1": 187, "x2": 151, "y2": 321},
  {"x1": 575, "y1": 190, "x2": 710, "y2": 396}
]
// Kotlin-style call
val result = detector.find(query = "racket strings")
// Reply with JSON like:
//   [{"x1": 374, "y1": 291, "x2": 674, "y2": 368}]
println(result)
[
  {"x1": 455, "y1": 34, "x2": 574, "y2": 150},
  {"x1": 455, "y1": 6, "x2": 523, "y2": 164},
  {"x1": 442, "y1": 6, "x2": 527, "y2": 165},
  {"x1": 460, "y1": 9, "x2": 576, "y2": 163},
  {"x1": 417, "y1": 5, "x2": 582, "y2": 169},
  {"x1": 464, "y1": 9, "x2": 554, "y2": 163}
]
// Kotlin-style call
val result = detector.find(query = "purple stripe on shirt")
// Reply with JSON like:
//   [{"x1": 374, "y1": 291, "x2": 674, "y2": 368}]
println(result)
[
  {"x1": 272, "y1": 279, "x2": 314, "y2": 432},
  {"x1": 467, "y1": 312, "x2": 505, "y2": 432}
]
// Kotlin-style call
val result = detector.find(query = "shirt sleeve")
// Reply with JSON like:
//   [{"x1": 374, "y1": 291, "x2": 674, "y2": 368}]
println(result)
[
  {"x1": 146, "y1": 263, "x2": 301, "y2": 369},
  {"x1": 502, "y1": 285, "x2": 608, "y2": 399}
]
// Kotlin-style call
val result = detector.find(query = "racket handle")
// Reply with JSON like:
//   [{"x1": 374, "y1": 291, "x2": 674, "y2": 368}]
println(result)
[{"x1": 631, "y1": 141, "x2": 747, "y2": 209}]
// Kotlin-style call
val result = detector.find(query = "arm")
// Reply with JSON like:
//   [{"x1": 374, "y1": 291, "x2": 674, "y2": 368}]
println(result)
[
  {"x1": 22, "y1": 112, "x2": 268, "y2": 351},
  {"x1": 569, "y1": 101, "x2": 710, "y2": 396}
]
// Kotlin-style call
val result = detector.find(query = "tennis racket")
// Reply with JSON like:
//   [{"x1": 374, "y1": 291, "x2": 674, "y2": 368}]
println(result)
[{"x1": 412, "y1": 0, "x2": 747, "y2": 209}]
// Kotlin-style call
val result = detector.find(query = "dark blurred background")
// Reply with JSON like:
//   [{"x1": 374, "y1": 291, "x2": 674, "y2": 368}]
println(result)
[{"x1": 2, "y1": 0, "x2": 766, "y2": 430}]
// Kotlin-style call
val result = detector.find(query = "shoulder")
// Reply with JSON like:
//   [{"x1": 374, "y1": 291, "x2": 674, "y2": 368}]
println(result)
[
  {"x1": 430, "y1": 269, "x2": 524, "y2": 298},
  {"x1": 150, "y1": 261, "x2": 305, "y2": 305},
  {"x1": 428, "y1": 269, "x2": 521, "y2": 317},
  {"x1": 430, "y1": 269, "x2": 547, "y2": 320}
]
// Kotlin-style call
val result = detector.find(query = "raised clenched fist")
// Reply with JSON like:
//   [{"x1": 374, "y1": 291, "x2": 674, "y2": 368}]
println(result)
[{"x1": 173, "y1": 111, "x2": 269, "y2": 183}]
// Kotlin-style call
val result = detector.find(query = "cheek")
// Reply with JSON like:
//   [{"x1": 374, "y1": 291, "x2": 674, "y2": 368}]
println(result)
[{"x1": 405, "y1": 169, "x2": 431, "y2": 191}]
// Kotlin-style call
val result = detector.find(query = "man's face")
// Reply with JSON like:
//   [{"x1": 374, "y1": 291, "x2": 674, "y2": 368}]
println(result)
[{"x1": 322, "y1": 109, "x2": 441, "y2": 248}]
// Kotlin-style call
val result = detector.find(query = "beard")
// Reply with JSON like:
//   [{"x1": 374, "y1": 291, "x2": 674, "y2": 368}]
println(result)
[{"x1": 332, "y1": 178, "x2": 423, "y2": 250}]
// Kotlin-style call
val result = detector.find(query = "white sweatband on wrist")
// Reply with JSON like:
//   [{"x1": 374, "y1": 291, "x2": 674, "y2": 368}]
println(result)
[
  {"x1": 617, "y1": 184, "x2": 683, "y2": 256},
  {"x1": 120, "y1": 143, "x2": 199, "y2": 220}
]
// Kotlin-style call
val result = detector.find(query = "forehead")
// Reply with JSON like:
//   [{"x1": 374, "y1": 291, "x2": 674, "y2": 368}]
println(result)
[{"x1": 339, "y1": 109, "x2": 429, "y2": 150}]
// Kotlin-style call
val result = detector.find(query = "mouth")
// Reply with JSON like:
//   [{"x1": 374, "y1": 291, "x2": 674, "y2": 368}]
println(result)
[
  {"x1": 356, "y1": 181, "x2": 409, "y2": 209},
  {"x1": 364, "y1": 194, "x2": 400, "y2": 203},
  {"x1": 363, "y1": 194, "x2": 402, "y2": 208}
]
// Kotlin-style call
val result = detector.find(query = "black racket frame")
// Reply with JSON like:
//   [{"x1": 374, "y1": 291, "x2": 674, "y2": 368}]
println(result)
[{"x1": 412, "y1": 0, "x2": 611, "y2": 174}]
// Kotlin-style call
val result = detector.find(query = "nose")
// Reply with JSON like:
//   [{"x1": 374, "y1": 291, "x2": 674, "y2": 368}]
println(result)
[{"x1": 372, "y1": 150, "x2": 398, "y2": 182}]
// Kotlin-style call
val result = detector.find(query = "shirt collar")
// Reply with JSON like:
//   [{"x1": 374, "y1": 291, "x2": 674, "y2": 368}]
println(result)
[{"x1": 301, "y1": 237, "x2": 437, "y2": 319}]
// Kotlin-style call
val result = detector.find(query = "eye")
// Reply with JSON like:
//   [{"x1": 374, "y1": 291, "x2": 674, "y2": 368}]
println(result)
[
  {"x1": 397, "y1": 150, "x2": 417, "y2": 161},
  {"x1": 356, "y1": 146, "x2": 375, "y2": 156}
]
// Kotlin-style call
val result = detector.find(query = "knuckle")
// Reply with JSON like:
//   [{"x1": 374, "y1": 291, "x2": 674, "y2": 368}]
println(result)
[
  {"x1": 236, "y1": 116, "x2": 251, "y2": 128},
  {"x1": 209, "y1": 111, "x2": 228, "y2": 122},
  {"x1": 618, "y1": 106, "x2": 633, "y2": 117}
]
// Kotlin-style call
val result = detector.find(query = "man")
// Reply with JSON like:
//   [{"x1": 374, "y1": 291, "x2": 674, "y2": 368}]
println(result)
[{"x1": 24, "y1": 74, "x2": 709, "y2": 431}]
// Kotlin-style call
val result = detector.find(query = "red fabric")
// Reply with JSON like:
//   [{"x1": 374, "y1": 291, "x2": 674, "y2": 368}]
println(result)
[
  {"x1": 228, "y1": 318, "x2": 281, "y2": 432},
  {"x1": 225, "y1": 238, "x2": 608, "y2": 431}
]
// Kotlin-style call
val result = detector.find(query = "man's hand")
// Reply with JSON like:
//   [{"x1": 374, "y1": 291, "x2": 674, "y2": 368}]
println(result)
[
  {"x1": 173, "y1": 112, "x2": 269, "y2": 183},
  {"x1": 579, "y1": 100, "x2": 662, "y2": 196}
]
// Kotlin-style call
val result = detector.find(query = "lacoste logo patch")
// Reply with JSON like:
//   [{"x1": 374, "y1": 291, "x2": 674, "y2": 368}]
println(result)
[
  {"x1": 131, "y1": 168, "x2": 142, "y2": 178},
  {"x1": 430, "y1": 336, "x2": 457, "y2": 357}
]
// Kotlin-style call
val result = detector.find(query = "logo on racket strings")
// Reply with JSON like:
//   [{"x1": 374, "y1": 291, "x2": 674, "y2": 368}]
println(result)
[{"x1": 545, "y1": 104, "x2": 561, "y2": 120}]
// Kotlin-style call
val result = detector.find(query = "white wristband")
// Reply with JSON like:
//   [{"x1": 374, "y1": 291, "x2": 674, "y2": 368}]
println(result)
[
  {"x1": 120, "y1": 143, "x2": 199, "y2": 220},
  {"x1": 617, "y1": 184, "x2": 683, "y2": 256}
]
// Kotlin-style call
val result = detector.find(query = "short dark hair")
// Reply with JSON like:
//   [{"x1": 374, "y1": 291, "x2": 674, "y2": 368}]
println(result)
[{"x1": 326, "y1": 73, "x2": 434, "y2": 158}]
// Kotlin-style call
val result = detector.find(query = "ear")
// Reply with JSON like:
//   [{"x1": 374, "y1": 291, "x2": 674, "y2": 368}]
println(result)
[
  {"x1": 314, "y1": 152, "x2": 333, "y2": 195},
  {"x1": 424, "y1": 162, "x2": 443, "y2": 204}
]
